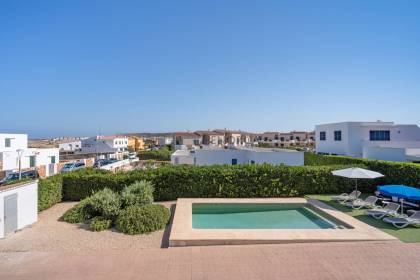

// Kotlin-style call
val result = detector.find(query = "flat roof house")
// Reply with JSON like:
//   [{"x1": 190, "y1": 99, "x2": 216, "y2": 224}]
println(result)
[
  {"x1": 194, "y1": 131, "x2": 225, "y2": 147},
  {"x1": 0, "y1": 133, "x2": 59, "y2": 178},
  {"x1": 171, "y1": 147, "x2": 304, "y2": 166},
  {"x1": 315, "y1": 121, "x2": 420, "y2": 162}
]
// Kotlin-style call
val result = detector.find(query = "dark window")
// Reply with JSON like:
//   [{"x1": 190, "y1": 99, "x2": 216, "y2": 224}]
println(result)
[
  {"x1": 5, "y1": 138, "x2": 11, "y2": 147},
  {"x1": 369, "y1": 130, "x2": 390, "y2": 141},
  {"x1": 232, "y1": 158, "x2": 237, "y2": 165},
  {"x1": 264, "y1": 137, "x2": 268, "y2": 141},
  {"x1": 296, "y1": 137, "x2": 300, "y2": 141},
  {"x1": 50, "y1": 156, "x2": 56, "y2": 164},
  {"x1": 320, "y1": 131, "x2": 326, "y2": 141},
  {"x1": 334, "y1": 131, "x2": 342, "y2": 141},
  {"x1": 280, "y1": 137, "x2": 284, "y2": 142},
  {"x1": 290, "y1": 136, "x2": 294, "y2": 140},
  {"x1": 250, "y1": 160, "x2": 255, "y2": 164},
  {"x1": 29, "y1": 156, "x2": 35, "y2": 167},
  {"x1": 274, "y1": 135, "x2": 278, "y2": 140},
  {"x1": 274, "y1": 143, "x2": 278, "y2": 147}
]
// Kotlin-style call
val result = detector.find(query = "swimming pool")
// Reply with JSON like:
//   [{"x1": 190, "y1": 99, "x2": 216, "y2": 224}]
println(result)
[
  {"x1": 169, "y1": 198, "x2": 398, "y2": 247},
  {"x1": 192, "y1": 203, "x2": 337, "y2": 229}
]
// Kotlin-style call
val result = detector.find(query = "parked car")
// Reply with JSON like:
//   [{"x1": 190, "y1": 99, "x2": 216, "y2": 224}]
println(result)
[
  {"x1": 93, "y1": 158, "x2": 118, "y2": 168},
  {"x1": 0, "y1": 170, "x2": 39, "y2": 185},
  {"x1": 128, "y1": 152, "x2": 137, "y2": 159},
  {"x1": 60, "y1": 162, "x2": 86, "y2": 173}
]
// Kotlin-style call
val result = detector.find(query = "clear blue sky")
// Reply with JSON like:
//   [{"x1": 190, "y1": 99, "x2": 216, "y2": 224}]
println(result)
[{"x1": 1, "y1": 0, "x2": 419, "y2": 138}]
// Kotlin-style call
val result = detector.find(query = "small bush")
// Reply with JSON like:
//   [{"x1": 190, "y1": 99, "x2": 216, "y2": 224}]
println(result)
[
  {"x1": 90, "y1": 216, "x2": 112, "y2": 232},
  {"x1": 116, "y1": 204, "x2": 170, "y2": 235},
  {"x1": 89, "y1": 189, "x2": 121, "y2": 219},
  {"x1": 61, "y1": 198, "x2": 95, "y2": 223},
  {"x1": 121, "y1": 180, "x2": 154, "y2": 207}
]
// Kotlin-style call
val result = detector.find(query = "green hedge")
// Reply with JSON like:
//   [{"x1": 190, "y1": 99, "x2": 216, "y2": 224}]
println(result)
[
  {"x1": 61, "y1": 164, "x2": 376, "y2": 201},
  {"x1": 137, "y1": 148, "x2": 172, "y2": 161},
  {"x1": 38, "y1": 175, "x2": 63, "y2": 211},
  {"x1": 305, "y1": 153, "x2": 420, "y2": 187}
]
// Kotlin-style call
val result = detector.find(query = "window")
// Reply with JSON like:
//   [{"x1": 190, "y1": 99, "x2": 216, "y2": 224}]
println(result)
[
  {"x1": 320, "y1": 131, "x2": 326, "y2": 141},
  {"x1": 5, "y1": 138, "x2": 11, "y2": 147},
  {"x1": 274, "y1": 135, "x2": 278, "y2": 140},
  {"x1": 250, "y1": 160, "x2": 255, "y2": 164},
  {"x1": 29, "y1": 156, "x2": 35, "y2": 167},
  {"x1": 290, "y1": 136, "x2": 294, "y2": 140},
  {"x1": 370, "y1": 130, "x2": 390, "y2": 141},
  {"x1": 296, "y1": 136, "x2": 300, "y2": 141},
  {"x1": 232, "y1": 158, "x2": 238, "y2": 165},
  {"x1": 280, "y1": 137, "x2": 284, "y2": 142},
  {"x1": 264, "y1": 137, "x2": 268, "y2": 141},
  {"x1": 50, "y1": 156, "x2": 56, "y2": 164},
  {"x1": 193, "y1": 139, "x2": 200, "y2": 145},
  {"x1": 334, "y1": 130, "x2": 342, "y2": 141}
]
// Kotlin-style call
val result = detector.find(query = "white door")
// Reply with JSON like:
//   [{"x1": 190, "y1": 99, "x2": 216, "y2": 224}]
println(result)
[{"x1": 4, "y1": 194, "x2": 18, "y2": 235}]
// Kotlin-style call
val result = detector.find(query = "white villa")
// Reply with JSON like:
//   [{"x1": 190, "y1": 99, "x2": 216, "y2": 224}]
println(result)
[
  {"x1": 78, "y1": 135, "x2": 129, "y2": 159},
  {"x1": 171, "y1": 146, "x2": 304, "y2": 166},
  {"x1": 315, "y1": 121, "x2": 420, "y2": 162},
  {"x1": 0, "y1": 133, "x2": 59, "y2": 177}
]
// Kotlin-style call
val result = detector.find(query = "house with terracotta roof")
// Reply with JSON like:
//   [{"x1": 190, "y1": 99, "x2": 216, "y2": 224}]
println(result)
[
  {"x1": 194, "y1": 131, "x2": 225, "y2": 146},
  {"x1": 173, "y1": 132, "x2": 201, "y2": 150}
]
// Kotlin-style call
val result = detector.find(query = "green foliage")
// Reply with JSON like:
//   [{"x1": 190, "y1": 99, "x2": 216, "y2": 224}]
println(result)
[
  {"x1": 61, "y1": 198, "x2": 95, "y2": 223},
  {"x1": 89, "y1": 216, "x2": 113, "y2": 232},
  {"x1": 305, "y1": 153, "x2": 420, "y2": 187},
  {"x1": 121, "y1": 180, "x2": 154, "y2": 207},
  {"x1": 89, "y1": 189, "x2": 121, "y2": 219},
  {"x1": 137, "y1": 147, "x2": 172, "y2": 161},
  {"x1": 115, "y1": 204, "x2": 170, "y2": 235},
  {"x1": 38, "y1": 175, "x2": 63, "y2": 211},
  {"x1": 61, "y1": 164, "x2": 368, "y2": 201}
]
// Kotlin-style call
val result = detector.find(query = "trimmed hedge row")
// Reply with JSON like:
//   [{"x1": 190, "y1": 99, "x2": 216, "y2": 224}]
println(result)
[
  {"x1": 38, "y1": 175, "x2": 63, "y2": 211},
  {"x1": 305, "y1": 153, "x2": 420, "y2": 187},
  {"x1": 61, "y1": 164, "x2": 373, "y2": 201}
]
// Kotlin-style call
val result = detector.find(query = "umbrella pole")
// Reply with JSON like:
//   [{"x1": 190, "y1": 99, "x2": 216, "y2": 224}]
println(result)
[
  {"x1": 401, "y1": 198, "x2": 404, "y2": 215},
  {"x1": 355, "y1": 178, "x2": 358, "y2": 193}
]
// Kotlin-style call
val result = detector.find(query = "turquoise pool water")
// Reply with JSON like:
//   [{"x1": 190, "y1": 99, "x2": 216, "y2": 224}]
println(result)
[{"x1": 192, "y1": 203, "x2": 337, "y2": 229}]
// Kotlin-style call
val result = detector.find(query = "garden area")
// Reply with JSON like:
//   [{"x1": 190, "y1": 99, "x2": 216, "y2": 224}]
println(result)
[{"x1": 34, "y1": 153, "x2": 420, "y2": 240}]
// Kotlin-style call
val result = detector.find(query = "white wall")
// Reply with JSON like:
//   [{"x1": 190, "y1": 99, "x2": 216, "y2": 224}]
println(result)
[
  {"x1": 315, "y1": 123, "x2": 350, "y2": 155},
  {"x1": 182, "y1": 149, "x2": 304, "y2": 166},
  {"x1": 0, "y1": 134, "x2": 28, "y2": 152},
  {"x1": 363, "y1": 146, "x2": 407, "y2": 162},
  {"x1": 194, "y1": 150, "x2": 247, "y2": 166},
  {"x1": 247, "y1": 150, "x2": 304, "y2": 166},
  {"x1": 59, "y1": 141, "x2": 81, "y2": 151},
  {"x1": 0, "y1": 181, "x2": 38, "y2": 238},
  {"x1": 1, "y1": 148, "x2": 59, "y2": 173}
]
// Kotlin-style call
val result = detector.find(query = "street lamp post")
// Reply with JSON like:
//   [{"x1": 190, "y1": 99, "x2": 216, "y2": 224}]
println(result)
[{"x1": 16, "y1": 149, "x2": 24, "y2": 180}]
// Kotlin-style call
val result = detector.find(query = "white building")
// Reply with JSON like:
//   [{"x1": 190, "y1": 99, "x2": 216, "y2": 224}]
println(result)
[
  {"x1": 59, "y1": 140, "x2": 82, "y2": 152},
  {"x1": 171, "y1": 147, "x2": 304, "y2": 166},
  {"x1": 0, "y1": 181, "x2": 38, "y2": 238},
  {"x1": 78, "y1": 135, "x2": 129, "y2": 159},
  {"x1": 0, "y1": 134, "x2": 59, "y2": 177},
  {"x1": 315, "y1": 121, "x2": 420, "y2": 162}
]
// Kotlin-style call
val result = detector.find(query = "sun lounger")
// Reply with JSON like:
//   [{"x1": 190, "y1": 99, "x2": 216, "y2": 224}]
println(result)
[
  {"x1": 365, "y1": 202, "x2": 400, "y2": 220},
  {"x1": 345, "y1": 196, "x2": 378, "y2": 209},
  {"x1": 331, "y1": 190, "x2": 361, "y2": 204},
  {"x1": 383, "y1": 211, "x2": 420, "y2": 229}
]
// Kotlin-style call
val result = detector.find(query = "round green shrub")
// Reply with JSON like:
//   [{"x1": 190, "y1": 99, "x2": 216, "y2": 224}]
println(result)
[
  {"x1": 121, "y1": 180, "x2": 154, "y2": 207},
  {"x1": 89, "y1": 188, "x2": 121, "y2": 219},
  {"x1": 90, "y1": 216, "x2": 112, "y2": 232},
  {"x1": 116, "y1": 204, "x2": 170, "y2": 235},
  {"x1": 61, "y1": 198, "x2": 95, "y2": 223}
]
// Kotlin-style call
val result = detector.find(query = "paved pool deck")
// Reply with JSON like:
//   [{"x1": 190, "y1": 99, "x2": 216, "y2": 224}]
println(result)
[
  {"x1": 1, "y1": 242, "x2": 420, "y2": 280},
  {"x1": 170, "y1": 198, "x2": 398, "y2": 246}
]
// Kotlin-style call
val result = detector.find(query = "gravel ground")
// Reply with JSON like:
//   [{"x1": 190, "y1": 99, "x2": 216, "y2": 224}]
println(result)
[{"x1": 0, "y1": 201, "x2": 175, "y2": 252}]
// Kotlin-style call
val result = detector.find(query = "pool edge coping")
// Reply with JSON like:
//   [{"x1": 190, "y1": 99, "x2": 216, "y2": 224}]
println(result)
[{"x1": 169, "y1": 198, "x2": 398, "y2": 247}]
